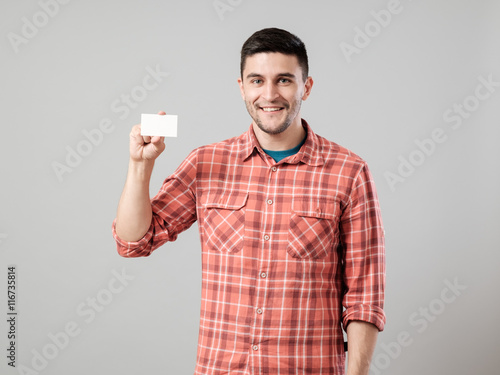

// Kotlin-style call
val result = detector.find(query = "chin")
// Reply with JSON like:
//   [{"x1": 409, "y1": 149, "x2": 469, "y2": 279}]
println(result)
[{"x1": 256, "y1": 121, "x2": 291, "y2": 135}]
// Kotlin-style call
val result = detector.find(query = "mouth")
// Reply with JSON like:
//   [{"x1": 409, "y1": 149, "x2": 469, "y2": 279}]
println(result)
[{"x1": 259, "y1": 106, "x2": 285, "y2": 113}]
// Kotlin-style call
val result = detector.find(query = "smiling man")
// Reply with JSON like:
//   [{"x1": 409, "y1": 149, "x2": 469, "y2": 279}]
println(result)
[
  {"x1": 238, "y1": 51, "x2": 311, "y2": 152},
  {"x1": 113, "y1": 28, "x2": 385, "y2": 375}
]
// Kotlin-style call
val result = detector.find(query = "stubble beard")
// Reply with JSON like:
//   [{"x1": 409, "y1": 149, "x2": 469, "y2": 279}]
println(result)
[{"x1": 246, "y1": 98, "x2": 303, "y2": 135}]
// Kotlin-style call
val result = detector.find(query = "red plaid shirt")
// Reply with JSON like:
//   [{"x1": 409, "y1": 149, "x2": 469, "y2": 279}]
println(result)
[{"x1": 112, "y1": 119, "x2": 386, "y2": 374}]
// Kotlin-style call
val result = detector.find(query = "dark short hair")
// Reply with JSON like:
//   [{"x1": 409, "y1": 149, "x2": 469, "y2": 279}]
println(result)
[{"x1": 240, "y1": 28, "x2": 309, "y2": 81}]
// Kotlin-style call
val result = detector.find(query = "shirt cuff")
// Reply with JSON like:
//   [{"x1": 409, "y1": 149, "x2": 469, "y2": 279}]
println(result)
[
  {"x1": 342, "y1": 304, "x2": 386, "y2": 332},
  {"x1": 111, "y1": 219, "x2": 154, "y2": 257}
]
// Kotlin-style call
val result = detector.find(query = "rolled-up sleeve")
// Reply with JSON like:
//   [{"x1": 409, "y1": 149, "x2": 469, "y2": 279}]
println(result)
[
  {"x1": 340, "y1": 162, "x2": 386, "y2": 332},
  {"x1": 112, "y1": 150, "x2": 198, "y2": 258}
]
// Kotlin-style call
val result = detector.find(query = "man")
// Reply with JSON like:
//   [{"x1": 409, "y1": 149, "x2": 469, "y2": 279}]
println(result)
[{"x1": 113, "y1": 28, "x2": 385, "y2": 375}]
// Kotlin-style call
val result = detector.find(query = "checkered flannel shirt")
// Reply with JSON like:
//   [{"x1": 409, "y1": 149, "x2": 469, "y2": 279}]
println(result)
[{"x1": 112, "y1": 119, "x2": 386, "y2": 374}]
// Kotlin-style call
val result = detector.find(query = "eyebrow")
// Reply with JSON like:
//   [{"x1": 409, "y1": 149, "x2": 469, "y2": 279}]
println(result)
[{"x1": 245, "y1": 72, "x2": 296, "y2": 80}]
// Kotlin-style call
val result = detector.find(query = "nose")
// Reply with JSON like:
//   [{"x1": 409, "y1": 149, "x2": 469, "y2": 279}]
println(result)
[{"x1": 261, "y1": 82, "x2": 279, "y2": 102}]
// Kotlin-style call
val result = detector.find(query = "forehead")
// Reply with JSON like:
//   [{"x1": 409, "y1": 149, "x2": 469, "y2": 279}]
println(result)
[{"x1": 243, "y1": 52, "x2": 300, "y2": 77}]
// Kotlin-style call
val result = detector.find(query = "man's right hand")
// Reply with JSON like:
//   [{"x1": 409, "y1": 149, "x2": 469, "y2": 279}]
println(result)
[
  {"x1": 129, "y1": 111, "x2": 166, "y2": 162},
  {"x1": 115, "y1": 110, "x2": 167, "y2": 242}
]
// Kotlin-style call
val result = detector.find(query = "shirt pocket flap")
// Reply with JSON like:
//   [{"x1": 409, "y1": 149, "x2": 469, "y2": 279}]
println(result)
[
  {"x1": 292, "y1": 198, "x2": 339, "y2": 220},
  {"x1": 203, "y1": 191, "x2": 249, "y2": 210}
]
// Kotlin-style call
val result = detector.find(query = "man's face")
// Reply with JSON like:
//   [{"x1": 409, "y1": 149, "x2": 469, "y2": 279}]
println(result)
[{"x1": 238, "y1": 53, "x2": 313, "y2": 136}]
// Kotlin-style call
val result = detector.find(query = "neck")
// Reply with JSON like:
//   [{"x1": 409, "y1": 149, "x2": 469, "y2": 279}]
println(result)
[{"x1": 253, "y1": 117, "x2": 306, "y2": 151}]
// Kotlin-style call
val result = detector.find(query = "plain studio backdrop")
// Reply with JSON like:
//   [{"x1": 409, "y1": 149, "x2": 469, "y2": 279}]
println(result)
[{"x1": 1, "y1": 1, "x2": 499, "y2": 374}]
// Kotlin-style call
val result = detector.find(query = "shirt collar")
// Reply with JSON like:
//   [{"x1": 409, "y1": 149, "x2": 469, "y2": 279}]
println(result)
[{"x1": 241, "y1": 119, "x2": 324, "y2": 166}]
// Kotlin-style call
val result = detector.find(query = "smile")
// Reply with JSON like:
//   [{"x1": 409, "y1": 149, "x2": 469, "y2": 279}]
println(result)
[{"x1": 260, "y1": 107, "x2": 284, "y2": 112}]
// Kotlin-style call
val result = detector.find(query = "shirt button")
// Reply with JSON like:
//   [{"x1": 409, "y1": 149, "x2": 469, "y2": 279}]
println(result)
[
  {"x1": 260, "y1": 272, "x2": 267, "y2": 278},
  {"x1": 252, "y1": 345, "x2": 259, "y2": 351},
  {"x1": 271, "y1": 167, "x2": 277, "y2": 172},
  {"x1": 267, "y1": 199, "x2": 273, "y2": 205},
  {"x1": 263, "y1": 235, "x2": 270, "y2": 241},
  {"x1": 256, "y1": 308, "x2": 263, "y2": 314}
]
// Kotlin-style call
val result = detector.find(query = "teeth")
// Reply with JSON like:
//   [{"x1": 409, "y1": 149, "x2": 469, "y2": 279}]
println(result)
[{"x1": 262, "y1": 107, "x2": 282, "y2": 112}]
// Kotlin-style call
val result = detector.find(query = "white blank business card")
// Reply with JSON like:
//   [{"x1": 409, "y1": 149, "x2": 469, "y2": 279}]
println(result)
[{"x1": 140, "y1": 114, "x2": 178, "y2": 137}]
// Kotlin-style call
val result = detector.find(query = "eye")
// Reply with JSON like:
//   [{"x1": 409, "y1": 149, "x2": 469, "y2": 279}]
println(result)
[
  {"x1": 279, "y1": 78, "x2": 291, "y2": 84},
  {"x1": 251, "y1": 79, "x2": 263, "y2": 84}
]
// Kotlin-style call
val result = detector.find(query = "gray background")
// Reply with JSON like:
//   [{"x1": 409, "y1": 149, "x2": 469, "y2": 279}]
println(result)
[{"x1": 1, "y1": 0, "x2": 499, "y2": 374}]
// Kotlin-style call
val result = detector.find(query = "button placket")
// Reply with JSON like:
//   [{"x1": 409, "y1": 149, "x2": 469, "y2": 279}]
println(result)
[{"x1": 250, "y1": 161, "x2": 278, "y2": 360}]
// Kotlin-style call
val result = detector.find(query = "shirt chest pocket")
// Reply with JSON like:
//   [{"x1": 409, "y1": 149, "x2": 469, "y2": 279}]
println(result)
[
  {"x1": 287, "y1": 198, "x2": 341, "y2": 260},
  {"x1": 202, "y1": 192, "x2": 248, "y2": 253}
]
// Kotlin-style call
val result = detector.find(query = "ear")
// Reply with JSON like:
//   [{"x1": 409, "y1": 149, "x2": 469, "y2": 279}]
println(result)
[
  {"x1": 237, "y1": 77, "x2": 245, "y2": 100},
  {"x1": 301, "y1": 76, "x2": 314, "y2": 101}
]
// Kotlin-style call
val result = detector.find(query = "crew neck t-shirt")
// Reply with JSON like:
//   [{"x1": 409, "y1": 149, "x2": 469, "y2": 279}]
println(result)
[{"x1": 262, "y1": 136, "x2": 307, "y2": 162}]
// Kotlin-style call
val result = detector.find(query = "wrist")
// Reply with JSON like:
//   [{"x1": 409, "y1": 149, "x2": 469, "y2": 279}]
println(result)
[{"x1": 128, "y1": 158, "x2": 155, "y2": 181}]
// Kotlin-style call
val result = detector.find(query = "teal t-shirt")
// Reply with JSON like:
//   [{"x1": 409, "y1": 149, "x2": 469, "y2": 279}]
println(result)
[{"x1": 263, "y1": 137, "x2": 306, "y2": 163}]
